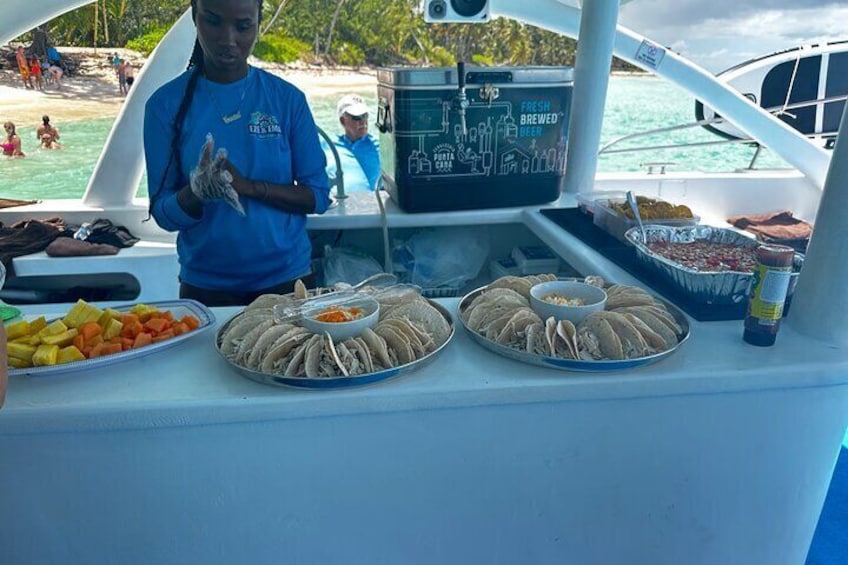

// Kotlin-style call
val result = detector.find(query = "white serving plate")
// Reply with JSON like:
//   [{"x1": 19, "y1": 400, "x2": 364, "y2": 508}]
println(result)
[{"x1": 8, "y1": 299, "x2": 216, "y2": 377}]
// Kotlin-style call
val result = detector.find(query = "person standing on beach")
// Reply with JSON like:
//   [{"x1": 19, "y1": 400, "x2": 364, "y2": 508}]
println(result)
[
  {"x1": 15, "y1": 46, "x2": 33, "y2": 89},
  {"x1": 117, "y1": 59, "x2": 128, "y2": 95},
  {"x1": 144, "y1": 0, "x2": 330, "y2": 307},
  {"x1": 124, "y1": 60, "x2": 135, "y2": 92},
  {"x1": 37, "y1": 115, "x2": 61, "y2": 149},
  {"x1": 335, "y1": 93, "x2": 381, "y2": 190},
  {"x1": 2, "y1": 122, "x2": 25, "y2": 157},
  {"x1": 30, "y1": 57, "x2": 44, "y2": 91}
]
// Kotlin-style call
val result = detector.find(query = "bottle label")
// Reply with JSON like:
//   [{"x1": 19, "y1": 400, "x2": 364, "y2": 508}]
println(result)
[{"x1": 749, "y1": 265, "x2": 792, "y2": 320}]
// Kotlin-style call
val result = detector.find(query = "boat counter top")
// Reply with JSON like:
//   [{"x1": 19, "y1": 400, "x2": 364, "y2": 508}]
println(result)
[{"x1": 3, "y1": 297, "x2": 848, "y2": 435}]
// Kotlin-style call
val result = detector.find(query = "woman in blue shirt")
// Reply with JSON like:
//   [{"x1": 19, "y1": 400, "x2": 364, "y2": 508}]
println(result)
[{"x1": 144, "y1": 0, "x2": 330, "y2": 306}]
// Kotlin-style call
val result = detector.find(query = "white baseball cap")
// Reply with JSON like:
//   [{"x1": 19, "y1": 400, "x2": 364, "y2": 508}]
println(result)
[{"x1": 337, "y1": 94, "x2": 369, "y2": 118}]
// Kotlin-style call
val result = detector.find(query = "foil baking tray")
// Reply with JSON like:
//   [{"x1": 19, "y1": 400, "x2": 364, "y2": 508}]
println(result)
[{"x1": 624, "y1": 225, "x2": 803, "y2": 305}]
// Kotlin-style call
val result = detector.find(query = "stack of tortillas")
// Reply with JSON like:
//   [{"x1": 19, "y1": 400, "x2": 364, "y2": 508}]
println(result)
[
  {"x1": 461, "y1": 275, "x2": 683, "y2": 361},
  {"x1": 218, "y1": 283, "x2": 452, "y2": 378}
]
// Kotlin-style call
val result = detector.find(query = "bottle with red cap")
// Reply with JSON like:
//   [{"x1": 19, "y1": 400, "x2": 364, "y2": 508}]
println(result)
[{"x1": 743, "y1": 243, "x2": 795, "y2": 346}]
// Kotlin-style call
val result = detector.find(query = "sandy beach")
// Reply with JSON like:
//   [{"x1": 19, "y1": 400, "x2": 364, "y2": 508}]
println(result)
[{"x1": 0, "y1": 47, "x2": 378, "y2": 124}]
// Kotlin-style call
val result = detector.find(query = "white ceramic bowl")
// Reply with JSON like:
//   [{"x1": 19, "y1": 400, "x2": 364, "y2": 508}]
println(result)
[
  {"x1": 300, "y1": 296, "x2": 380, "y2": 342},
  {"x1": 529, "y1": 280, "x2": 607, "y2": 324}
]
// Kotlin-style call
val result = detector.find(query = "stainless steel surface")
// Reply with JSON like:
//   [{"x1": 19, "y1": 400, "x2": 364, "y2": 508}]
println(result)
[
  {"x1": 458, "y1": 285, "x2": 690, "y2": 372},
  {"x1": 216, "y1": 300, "x2": 455, "y2": 390},
  {"x1": 625, "y1": 225, "x2": 803, "y2": 305},
  {"x1": 9, "y1": 299, "x2": 216, "y2": 377}
]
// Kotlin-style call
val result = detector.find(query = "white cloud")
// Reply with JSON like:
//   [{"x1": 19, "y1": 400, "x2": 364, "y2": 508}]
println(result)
[{"x1": 619, "y1": 2, "x2": 848, "y2": 71}]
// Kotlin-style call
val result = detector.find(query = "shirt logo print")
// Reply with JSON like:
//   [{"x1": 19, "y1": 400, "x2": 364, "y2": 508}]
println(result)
[{"x1": 248, "y1": 112, "x2": 283, "y2": 138}]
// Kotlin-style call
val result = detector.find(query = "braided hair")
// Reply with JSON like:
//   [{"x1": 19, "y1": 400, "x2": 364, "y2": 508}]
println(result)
[{"x1": 149, "y1": 0, "x2": 263, "y2": 216}]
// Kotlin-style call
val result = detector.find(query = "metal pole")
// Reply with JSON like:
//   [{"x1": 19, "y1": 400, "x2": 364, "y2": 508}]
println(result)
[{"x1": 561, "y1": 0, "x2": 619, "y2": 194}]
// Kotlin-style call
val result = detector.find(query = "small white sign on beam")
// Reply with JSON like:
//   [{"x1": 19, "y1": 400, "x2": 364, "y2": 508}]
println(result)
[{"x1": 635, "y1": 40, "x2": 666, "y2": 70}]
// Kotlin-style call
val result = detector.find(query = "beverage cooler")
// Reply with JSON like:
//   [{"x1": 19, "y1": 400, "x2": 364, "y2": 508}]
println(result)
[{"x1": 376, "y1": 66, "x2": 573, "y2": 213}]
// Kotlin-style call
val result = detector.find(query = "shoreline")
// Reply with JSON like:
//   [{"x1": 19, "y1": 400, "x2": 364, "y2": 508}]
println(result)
[
  {"x1": 0, "y1": 47, "x2": 380, "y2": 124},
  {"x1": 1, "y1": 46, "x2": 650, "y2": 124}
]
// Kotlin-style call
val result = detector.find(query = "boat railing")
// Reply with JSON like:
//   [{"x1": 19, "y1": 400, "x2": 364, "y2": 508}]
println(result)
[
  {"x1": 599, "y1": 94, "x2": 846, "y2": 170},
  {"x1": 316, "y1": 125, "x2": 346, "y2": 200}
]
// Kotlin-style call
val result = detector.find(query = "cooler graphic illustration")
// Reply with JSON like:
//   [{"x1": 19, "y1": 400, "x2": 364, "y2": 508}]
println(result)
[{"x1": 377, "y1": 66, "x2": 573, "y2": 213}]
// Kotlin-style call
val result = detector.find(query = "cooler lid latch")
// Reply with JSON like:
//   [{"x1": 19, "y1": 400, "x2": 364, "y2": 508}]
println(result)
[
  {"x1": 376, "y1": 96, "x2": 392, "y2": 134},
  {"x1": 479, "y1": 83, "x2": 500, "y2": 106}
]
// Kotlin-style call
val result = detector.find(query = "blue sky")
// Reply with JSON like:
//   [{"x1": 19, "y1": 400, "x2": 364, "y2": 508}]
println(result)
[{"x1": 618, "y1": 1, "x2": 848, "y2": 72}]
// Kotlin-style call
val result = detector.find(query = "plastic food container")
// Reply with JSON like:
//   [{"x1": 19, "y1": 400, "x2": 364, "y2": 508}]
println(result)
[
  {"x1": 575, "y1": 190, "x2": 626, "y2": 217},
  {"x1": 594, "y1": 197, "x2": 700, "y2": 243}
]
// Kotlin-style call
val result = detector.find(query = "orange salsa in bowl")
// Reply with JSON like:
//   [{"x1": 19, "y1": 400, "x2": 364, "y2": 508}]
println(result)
[{"x1": 313, "y1": 306, "x2": 365, "y2": 323}]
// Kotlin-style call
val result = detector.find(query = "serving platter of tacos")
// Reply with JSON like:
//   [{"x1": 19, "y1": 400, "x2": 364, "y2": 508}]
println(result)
[
  {"x1": 215, "y1": 281, "x2": 454, "y2": 389},
  {"x1": 459, "y1": 275, "x2": 690, "y2": 372}
]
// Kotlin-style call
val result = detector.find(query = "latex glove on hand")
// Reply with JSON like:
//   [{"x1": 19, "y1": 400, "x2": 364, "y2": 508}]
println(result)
[{"x1": 189, "y1": 133, "x2": 246, "y2": 216}]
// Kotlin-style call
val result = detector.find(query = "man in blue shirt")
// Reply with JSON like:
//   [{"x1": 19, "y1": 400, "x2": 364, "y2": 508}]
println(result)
[{"x1": 335, "y1": 94, "x2": 381, "y2": 190}]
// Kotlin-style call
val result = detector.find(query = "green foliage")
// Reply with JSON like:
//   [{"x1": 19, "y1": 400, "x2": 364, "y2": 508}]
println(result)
[
  {"x1": 253, "y1": 34, "x2": 311, "y2": 64},
  {"x1": 42, "y1": 0, "x2": 601, "y2": 71},
  {"x1": 331, "y1": 42, "x2": 365, "y2": 67},
  {"x1": 471, "y1": 53, "x2": 494, "y2": 67},
  {"x1": 125, "y1": 27, "x2": 169, "y2": 56},
  {"x1": 428, "y1": 46, "x2": 455, "y2": 67}
]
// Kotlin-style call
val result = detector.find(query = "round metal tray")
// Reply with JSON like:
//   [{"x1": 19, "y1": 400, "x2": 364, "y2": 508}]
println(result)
[
  {"x1": 215, "y1": 300, "x2": 454, "y2": 389},
  {"x1": 458, "y1": 285, "x2": 690, "y2": 372}
]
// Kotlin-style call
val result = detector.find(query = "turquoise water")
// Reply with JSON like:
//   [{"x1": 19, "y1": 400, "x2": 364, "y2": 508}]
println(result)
[{"x1": 0, "y1": 76, "x2": 790, "y2": 201}]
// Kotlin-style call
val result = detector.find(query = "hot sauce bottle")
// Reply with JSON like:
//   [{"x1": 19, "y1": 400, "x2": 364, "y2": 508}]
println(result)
[{"x1": 743, "y1": 244, "x2": 795, "y2": 346}]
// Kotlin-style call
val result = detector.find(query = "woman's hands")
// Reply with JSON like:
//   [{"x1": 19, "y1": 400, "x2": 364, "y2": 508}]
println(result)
[{"x1": 189, "y1": 134, "x2": 245, "y2": 216}]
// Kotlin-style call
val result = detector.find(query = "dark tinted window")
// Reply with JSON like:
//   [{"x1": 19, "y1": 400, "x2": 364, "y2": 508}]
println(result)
[
  {"x1": 824, "y1": 52, "x2": 848, "y2": 134},
  {"x1": 762, "y1": 56, "x2": 820, "y2": 135}
]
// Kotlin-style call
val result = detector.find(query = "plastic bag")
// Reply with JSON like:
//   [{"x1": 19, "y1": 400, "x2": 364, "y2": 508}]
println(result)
[
  {"x1": 322, "y1": 246, "x2": 385, "y2": 287},
  {"x1": 189, "y1": 133, "x2": 245, "y2": 216},
  {"x1": 406, "y1": 227, "x2": 490, "y2": 289}
]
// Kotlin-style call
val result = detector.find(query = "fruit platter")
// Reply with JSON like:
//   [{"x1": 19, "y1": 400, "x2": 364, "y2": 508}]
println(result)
[{"x1": 6, "y1": 299, "x2": 215, "y2": 377}]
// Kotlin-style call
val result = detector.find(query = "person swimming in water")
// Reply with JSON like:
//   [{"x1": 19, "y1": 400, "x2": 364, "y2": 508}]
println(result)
[
  {"x1": 36, "y1": 115, "x2": 61, "y2": 149},
  {"x1": 2, "y1": 122, "x2": 25, "y2": 157}
]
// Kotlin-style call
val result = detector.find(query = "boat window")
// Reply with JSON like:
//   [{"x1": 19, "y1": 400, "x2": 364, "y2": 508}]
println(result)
[
  {"x1": 824, "y1": 52, "x2": 848, "y2": 136},
  {"x1": 762, "y1": 56, "x2": 820, "y2": 135}
]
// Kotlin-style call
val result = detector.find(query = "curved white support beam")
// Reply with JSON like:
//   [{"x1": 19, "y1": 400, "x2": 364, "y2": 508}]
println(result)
[
  {"x1": 0, "y1": 0, "x2": 91, "y2": 46},
  {"x1": 787, "y1": 102, "x2": 848, "y2": 345},
  {"x1": 493, "y1": 0, "x2": 831, "y2": 189},
  {"x1": 82, "y1": 10, "x2": 195, "y2": 207}
]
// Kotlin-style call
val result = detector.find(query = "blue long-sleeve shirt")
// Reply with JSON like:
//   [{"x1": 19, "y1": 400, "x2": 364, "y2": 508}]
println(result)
[
  {"x1": 336, "y1": 133, "x2": 380, "y2": 190},
  {"x1": 144, "y1": 67, "x2": 330, "y2": 292}
]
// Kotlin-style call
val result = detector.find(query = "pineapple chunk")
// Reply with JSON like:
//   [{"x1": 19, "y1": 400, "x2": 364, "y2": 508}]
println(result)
[
  {"x1": 57, "y1": 345, "x2": 86, "y2": 364},
  {"x1": 63, "y1": 300, "x2": 104, "y2": 329},
  {"x1": 6, "y1": 319, "x2": 30, "y2": 340},
  {"x1": 28, "y1": 316, "x2": 47, "y2": 334},
  {"x1": 32, "y1": 344, "x2": 60, "y2": 366},
  {"x1": 97, "y1": 308, "x2": 123, "y2": 328},
  {"x1": 8, "y1": 357, "x2": 32, "y2": 369},
  {"x1": 37, "y1": 320, "x2": 68, "y2": 339},
  {"x1": 40, "y1": 328, "x2": 80, "y2": 347},
  {"x1": 130, "y1": 303, "x2": 160, "y2": 316},
  {"x1": 102, "y1": 318, "x2": 123, "y2": 341},
  {"x1": 7, "y1": 342, "x2": 37, "y2": 362}
]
